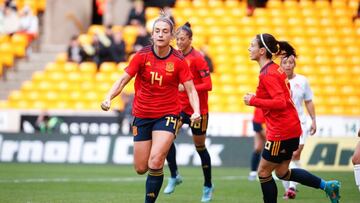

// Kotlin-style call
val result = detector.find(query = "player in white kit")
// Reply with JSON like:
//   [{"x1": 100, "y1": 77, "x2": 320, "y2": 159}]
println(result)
[{"x1": 279, "y1": 43, "x2": 317, "y2": 199}]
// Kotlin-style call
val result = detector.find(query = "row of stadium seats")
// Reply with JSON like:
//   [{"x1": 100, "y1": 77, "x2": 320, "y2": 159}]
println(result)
[
  {"x1": 0, "y1": 33, "x2": 29, "y2": 68},
  {"x1": 2, "y1": 0, "x2": 360, "y2": 115},
  {"x1": 0, "y1": 0, "x2": 47, "y2": 14}
]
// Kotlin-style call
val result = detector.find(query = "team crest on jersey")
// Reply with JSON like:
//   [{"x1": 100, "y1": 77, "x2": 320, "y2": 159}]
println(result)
[
  {"x1": 132, "y1": 126, "x2": 138, "y2": 136},
  {"x1": 166, "y1": 62, "x2": 174, "y2": 72}
]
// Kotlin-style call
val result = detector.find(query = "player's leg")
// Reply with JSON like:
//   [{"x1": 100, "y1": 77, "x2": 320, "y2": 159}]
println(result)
[
  {"x1": 145, "y1": 115, "x2": 178, "y2": 203},
  {"x1": 133, "y1": 117, "x2": 152, "y2": 174},
  {"x1": 259, "y1": 140, "x2": 282, "y2": 203},
  {"x1": 276, "y1": 138, "x2": 340, "y2": 203},
  {"x1": 191, "y1": 113, "x2": 213, "y2": 202},
  {"x1": 249, "y1": 122, "x2": 265, "y2": 181},
  {"x1": 352, "y1": 141, "x2": 360, "y2": 192},
  {"x1": 164, "y1": 115, "x2": 184, "y2": 194}
]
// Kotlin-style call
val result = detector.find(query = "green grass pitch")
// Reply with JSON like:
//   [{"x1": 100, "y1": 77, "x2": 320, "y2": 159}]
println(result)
[{"x1": 0, "y1": 163, "x2": 359, "y2": 203}]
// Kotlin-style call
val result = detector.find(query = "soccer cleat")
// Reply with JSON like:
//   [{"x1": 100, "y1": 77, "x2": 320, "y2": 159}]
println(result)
[
  {"x1": 248, "y1": 171, "x2": 257, "y2": 181},
  {"x1": 285, "y1": 187, "x2": 296, "y2": 199},
  {"x1": 163, "y1": 175, "x2": 183, "y2": 194},
  {"x1": 201, "y1": 185, "x2": 214, "y2": 202},
  {"x1": 324, "y1": 180, "x2": 341, "y2": 203}
]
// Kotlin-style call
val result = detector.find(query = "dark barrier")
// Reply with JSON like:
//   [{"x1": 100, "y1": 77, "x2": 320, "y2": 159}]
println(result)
[{"x1": 0, "y1": 133, "x2": 253, "y2": 167}]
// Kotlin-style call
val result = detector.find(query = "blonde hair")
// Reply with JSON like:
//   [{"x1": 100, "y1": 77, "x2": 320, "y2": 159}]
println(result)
[{"x1": 152, "y1": 10, "x2": 175, "y2": 34}]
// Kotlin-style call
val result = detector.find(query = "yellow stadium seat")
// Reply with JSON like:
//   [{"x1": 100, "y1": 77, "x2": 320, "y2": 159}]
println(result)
[
  {"x1": 175, "y1": 0, "x2": 191, "y2": 9},
  {"x1": 100, "y1": 62, "x2": 117, "y2": 72},
  {"x1": 88, "y1": 25, "x2": 105, "y2": 35},
  {"x1": 267, "y1": 0, "x2": 283, "y2": 9},
  {"x1": 0, "y1": 43, "x2": 14, "y2": 67},
  {"x1": 64, "y1": 62, "x2": 79, "y2": 72},
  {"x1": 55, "y1": 52, "x2": 68, "y2": 64},
  {"x1": 145, "y1": 7, "x2": 160, "y2": 20},
  {"x1": 79, "y1": 62, "x2": 97, "y2": 73},
  {"x1": 11, "y1": 33, "x2": 28, "y2": 57},
  {"x1": 78, "y1": 34, "x2": 93, "y2": 45}
]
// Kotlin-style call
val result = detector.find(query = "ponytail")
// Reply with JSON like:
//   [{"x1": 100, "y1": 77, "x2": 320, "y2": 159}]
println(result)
[
  {"x1": 277, "y1": 41, "x2": 297, "y2": 58},
  {"x1": 176, "y1": 22, "x2": 193, "y2": 38}
]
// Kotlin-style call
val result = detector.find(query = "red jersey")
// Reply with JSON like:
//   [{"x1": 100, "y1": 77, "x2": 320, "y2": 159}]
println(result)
[
  {"x1": 125, "y1": 45, "x2": 192, "y2": 118},
  {"x1": 179, "y1": 48, "x2": 212, "y2": 115},
  {"x1": 249, "y1": 61, "x2": 302, "y2": 141},
  {"x1": 253, "y1": 107, "x2": 265, "y2": 123}
]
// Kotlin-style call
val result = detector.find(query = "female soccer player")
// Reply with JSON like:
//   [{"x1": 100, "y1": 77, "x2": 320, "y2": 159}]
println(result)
[
  {"x1": 101, "y1": 14, "x2": 201, "y2": 203},
  {"x1": 279, "y1": 42, "x2": 317, "y2": 199},
  {"x1": 248, "y1": 107, "x2": 266, "y2": 181},
  {"x1": 163, "y1": 22, "x2": 214, "y2": 202},
  {"x1": 353, "y1": 129, "x2": 360, "y2": 192},
  {"x1": 243, "y1": 33, "x2": 340, "y2": 203}
]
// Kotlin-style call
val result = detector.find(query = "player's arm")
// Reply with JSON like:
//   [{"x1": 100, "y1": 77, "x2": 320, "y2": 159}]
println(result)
[
  {"x1": 247, "y1": 75, "x2": 286, "y2": 109},
  {"x1": 101, "y1": 73, "x2": 132, "y2": 111},
  {"x1": 305, "y1": 100, "x2": 316, "y2": 135},
  {"x1": 183, "y1": 80, "x2": 201, "y2": 123},
  {"x1": 194, "y1": 57, "x2": 212, "y2": 91},
  {"x1": 101, "y1": 52, "x2": 141, "y2": 111}
]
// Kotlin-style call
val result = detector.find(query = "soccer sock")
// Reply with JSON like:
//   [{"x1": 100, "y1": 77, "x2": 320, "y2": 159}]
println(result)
[
  {"x1": 354, "y1": 165, "x2": 360, "y2": 188},
  {"x1": 251, "y1": 151, "x2": 261, "y2": 172},
  {"x1": 279, "y1": 168, "x2": 325, "y2": 190},
  {"x1": 259, "y1": 175, "x2": 278, "y2": 203},
  {"x1": 289, "y1": 160, "x2": 301, "y2": 189},
  {"x1": 145, "y1": 168, "x2": 164, "y2": 203},
  {"x1": 196, "y1": 145, "x2": 212, "y2": 187},
  {"x1": 166, "y1": 143, "x2": 178, "y2": 178},
  {"x1": 282, "y1": 180, "x2": 290, "y2": 191}
]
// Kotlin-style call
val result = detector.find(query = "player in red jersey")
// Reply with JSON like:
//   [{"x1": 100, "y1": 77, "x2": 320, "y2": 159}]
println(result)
[
  {"x1": 101, "y1": 13, "x2": 201, "y2": 203},
  {"x1": 162, "y1": 22, "x2": 213, "y2": 202},
  {"x1": 248, "y1": 107, "x2": 266, "y2": 181},
  {"x1": 353, "y1": 129, "x2": 360, "y2": 192},
  {"x1": 243, "y1": 33, "x2": 340, "y2": 203}
]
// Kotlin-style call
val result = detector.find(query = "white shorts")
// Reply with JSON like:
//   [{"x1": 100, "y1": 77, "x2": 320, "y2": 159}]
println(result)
[{"x1": 299, "y1": 122, "x2": 309, "y2": 145}]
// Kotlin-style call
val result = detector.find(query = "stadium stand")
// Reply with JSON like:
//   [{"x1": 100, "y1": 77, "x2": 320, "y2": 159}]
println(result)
[{"x1": 1, "y1": 0, "x2": 360, "y2": 116}]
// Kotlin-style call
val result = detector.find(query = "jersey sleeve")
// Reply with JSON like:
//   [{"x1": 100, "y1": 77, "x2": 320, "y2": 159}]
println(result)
[
  {"x1": 125, "y1": 52, "x2": 143, "y2": 77},
  {"x1": 178, "y1": 58, "x2": 193, "y2": 83},
  {"x1": 250, "y1": 74, "x2": 287, "y2": 109},
  {"x1": 303, "y1": 78, "x2": 313, "y2": 101},
  {"x1": 194, "y1": 56, "x2": 212, "y2": 91}
]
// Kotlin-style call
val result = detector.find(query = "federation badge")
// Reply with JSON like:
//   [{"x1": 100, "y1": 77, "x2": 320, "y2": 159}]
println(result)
[
  {"x1": 166, "y1": 62, "x2": 174, "y2": 72},
  {"x1": 132, "y1": 126, "x2": 138, "y2": 136}
]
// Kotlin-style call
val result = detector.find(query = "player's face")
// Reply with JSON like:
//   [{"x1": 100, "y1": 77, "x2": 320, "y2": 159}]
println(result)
[
  {"x1": 281, "y1": 57, "x2": 296, "y2": 77},
  {"x1": 176, "y1": 30, "x2": 191, "y2": 52},
  {"x1": 248, "y1": 38, "x2": 262, "y2": 61},
  {"x1": 152, "y1": 21, "x2": 172, "y2": 48}
]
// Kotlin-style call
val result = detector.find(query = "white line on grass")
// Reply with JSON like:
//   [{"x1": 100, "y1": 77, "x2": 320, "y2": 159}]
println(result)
[{"x1": 0, "y1": 175, "x2": 248, "y2": 184}]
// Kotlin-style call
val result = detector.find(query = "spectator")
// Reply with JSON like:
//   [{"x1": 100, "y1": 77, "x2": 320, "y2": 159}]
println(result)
[
  {"x1": 35, "y1": 110, "x2": 63, "y2": 134},
  {"x1": 133, "y1": 24, "x2": 151, "y2": 52},
  {"x1": 67, "y1": 35, "x2": 83, "y2": 63},
  {"x1": 105, "y1": 24, "x2": 114, "y2": 42},
  {"x1": 93, "y1": 33, "x2": 112, "y2": 67},
  {"x1": 18, "y1": 5, "x2": 39, "y2": 43},
  {"x1": 3, "y1": 6, "x2": 19, "y2": 35},
  {"x1": 111, "y1": 31, "x2": 126, "y2": 63},
  {"x1": 126, "y1": 0, "x2": 146, "y2": 26}
]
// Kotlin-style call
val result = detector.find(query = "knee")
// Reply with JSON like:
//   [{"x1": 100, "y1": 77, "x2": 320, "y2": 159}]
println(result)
[
  {"x1": 148, "y1": 155, "x2": 165, "y2": 169},
  {"x1": 275, "y1": 169, "x2": 290, "y2": 180},
  {"x1": 257, "y1": 167, "x2": 271, "y2": 178},
  {"x1": 135, "y1": 165, "x2": 148, "y2": 175},
  {"x1": 352, "y1": 155, "x2": 360, "y2": 165}
]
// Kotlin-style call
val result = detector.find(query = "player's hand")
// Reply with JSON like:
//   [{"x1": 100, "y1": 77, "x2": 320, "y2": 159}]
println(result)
[
  {"x1": 101, "y1": 98, "x2": 111, "y2": 111},
  {"x1": 310, "y1": 120, "x2": 316, "y2": 135},
  {"x1": 178, "y1": 84, "x2": 185, "y2": 92},
  {"x1": 243, "y1": 93, "x2": 255, "y2": 105},
  {"x1": 190, "y1": 112, "x2": 201, "y2": 125}
]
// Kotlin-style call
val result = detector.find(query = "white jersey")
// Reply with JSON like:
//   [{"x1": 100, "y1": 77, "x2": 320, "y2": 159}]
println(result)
[{"x1": 289, "y1": 74, "x2": 313, "y2": 124}]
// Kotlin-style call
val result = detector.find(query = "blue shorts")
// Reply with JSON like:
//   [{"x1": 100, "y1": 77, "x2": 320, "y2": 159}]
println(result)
[
  {"x1": 253, "y1": 121, "x2": 264, "y2": 133},
  {"x1": 180, "y1": 112, "x2": 208, "y2": 136},
  {"x1": 262, "y1": 137, "x2": 299, "y2": 163},
  {"x1": 132, "y1": 114, "x2": 180, "y2": 142}
]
